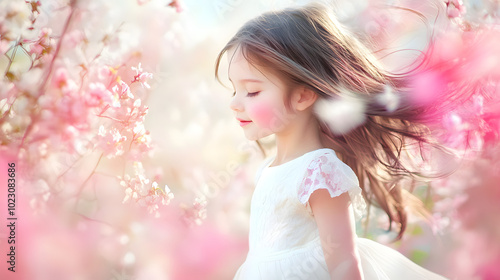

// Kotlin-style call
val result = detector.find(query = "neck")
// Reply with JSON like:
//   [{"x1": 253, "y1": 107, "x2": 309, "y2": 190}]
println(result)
[{"x1": 273, "y1": 111, "x2": 324, "y2": 164}]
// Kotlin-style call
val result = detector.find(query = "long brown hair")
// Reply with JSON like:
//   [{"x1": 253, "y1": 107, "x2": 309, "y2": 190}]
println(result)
[{"x1": 215, "y1": 2, "x2": 448, "y2": 240}]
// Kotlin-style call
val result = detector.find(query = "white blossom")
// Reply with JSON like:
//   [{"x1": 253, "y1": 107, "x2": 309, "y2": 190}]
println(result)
[{"x1": 314, "y1": 90, "x2": 367, "y2": 135}]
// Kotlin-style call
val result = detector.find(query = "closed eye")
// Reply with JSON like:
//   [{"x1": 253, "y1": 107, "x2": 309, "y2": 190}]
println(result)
[
  {"x1": 247, "y1": 91, "x2": 260, "y2": 97},
  {"x1": 232, "y1": 91, "x2": 260, "y2": 97}
]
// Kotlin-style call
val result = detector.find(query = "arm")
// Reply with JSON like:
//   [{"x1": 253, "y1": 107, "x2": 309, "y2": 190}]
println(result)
[{"x1": 309, "y1": 189, "x2": 364, "y2": 280}]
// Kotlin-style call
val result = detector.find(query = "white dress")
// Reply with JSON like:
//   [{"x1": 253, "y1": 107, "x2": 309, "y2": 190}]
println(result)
[{"x1": 233, "y1": 148, "x2": 448, "y2": 280}]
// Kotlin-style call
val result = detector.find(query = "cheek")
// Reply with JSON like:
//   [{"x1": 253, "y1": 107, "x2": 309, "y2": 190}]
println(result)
[{"x1": 248, "y1": 102, "x2": 277, "y2": 128}]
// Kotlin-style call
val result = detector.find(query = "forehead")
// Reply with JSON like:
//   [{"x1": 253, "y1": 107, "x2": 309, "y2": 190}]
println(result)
[
  {"x1": 226, "y1": 46, "x2": 290, "y2": 92},
  {"x1": 226, "y1": 47, "x2": 294, "y2": 108},
  {"x1": 227, "y1": 47, "x2": 265, "y2": 81}
]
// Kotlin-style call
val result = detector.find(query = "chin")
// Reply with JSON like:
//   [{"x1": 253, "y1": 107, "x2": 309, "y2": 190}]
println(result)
[{"x1": 245, "y1": 130, "x2": 274, "y2": 141}]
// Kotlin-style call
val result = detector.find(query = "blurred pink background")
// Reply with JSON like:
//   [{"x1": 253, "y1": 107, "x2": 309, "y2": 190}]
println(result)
[{"x1": 1, "y1": 0, "x2": 499, "y2": 279}]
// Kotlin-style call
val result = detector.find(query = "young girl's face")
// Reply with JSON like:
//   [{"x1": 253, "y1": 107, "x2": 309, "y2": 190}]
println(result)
[{"x1": 228, "y1": 48, "x2": 296, "y2": 141}]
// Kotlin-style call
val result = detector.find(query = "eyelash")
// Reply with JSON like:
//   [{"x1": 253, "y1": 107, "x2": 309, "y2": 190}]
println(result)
[{"x1": 232, "y1": 91, "x2": 260, "y2": 97}]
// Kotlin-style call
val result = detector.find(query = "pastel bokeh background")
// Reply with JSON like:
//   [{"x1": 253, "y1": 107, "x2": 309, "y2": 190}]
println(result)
[{"x1": 0, "y1": 0, "x2": 499, "y2": 279}]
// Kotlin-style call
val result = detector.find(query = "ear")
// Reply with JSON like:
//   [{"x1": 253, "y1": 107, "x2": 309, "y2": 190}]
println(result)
[{"x1": 292, "y1": 86, "x2": 318, "y2": 111}]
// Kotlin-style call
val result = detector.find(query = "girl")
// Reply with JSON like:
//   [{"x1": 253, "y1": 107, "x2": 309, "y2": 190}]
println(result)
[{"x1": 215, "y1": 2, "x2": 449, "y2": 279}]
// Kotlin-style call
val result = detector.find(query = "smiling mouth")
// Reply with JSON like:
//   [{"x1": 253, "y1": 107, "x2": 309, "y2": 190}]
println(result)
[{"x1": 238, "y1": 120, "x2": 252, "y2": 126}]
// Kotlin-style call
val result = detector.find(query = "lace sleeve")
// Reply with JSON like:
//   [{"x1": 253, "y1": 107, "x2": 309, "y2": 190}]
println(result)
[{"x1": 297, "y1": 152, "x2": 366, "y2": 220}]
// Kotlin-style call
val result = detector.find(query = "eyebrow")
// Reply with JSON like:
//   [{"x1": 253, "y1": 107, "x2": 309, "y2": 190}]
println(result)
[{"x1": 228, "y1": 78, "x2": 263, "y2": 83}]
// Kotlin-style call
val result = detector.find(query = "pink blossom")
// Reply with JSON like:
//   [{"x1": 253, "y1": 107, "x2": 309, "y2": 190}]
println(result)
[
  {"x1": 15, "y1": 68, "x2": 43, "y2": 96},
  {"x1": 131, "y1": 63, "x2": 153, "y2": 89},
  {"x1": 134, "y1": 128, "x2": 152, "y2": 146},
  {"x1": 0, "y1": 79, "x2": 14, "y2": 100},
  {"x1": 407, "y1": 28, "x2": 500, "y2": 149},
  {"x1": 456, "y1": 33, "x2": 500, "y2": 81},
  {"x1": 85, "y1": 82, "x2": 113, "y2": 107},
  {"x1": 113, "y1": 100, "x2": 149, "y2": 132},
  {"x1": 29, "y1": 42, "x2": 44, "y2": 55},
  {"x1": 26, "y1": 27, "x2": 53, "y2": 56},
  {"x1": 181, "y1": 197, "x2": 208, "y2": 226},
  {"x1": 61, "y1": 125, "x2": 82, "y2": 153},
  {"x1": 112, "y1": 80, "x2": 133, "y2": 99},
  {"x1": 445, "y1": 0, "x2": 466, "y2": 18},
  {"x1": 32, "y1": 89, "x2": 90, "y2": 143},
  {"x1": 408, "y1": 70, "x2": 448, "y2": 107},
  {"x1": 126, "y1": 121, "x2": 153, "y2": 161},
  {"x1": 62, "y1": 29, "x2": 84, "y2": 49},
  {"x1": 360, "y1": 7, "x2": 395, "y2": 38},
  {"x1": 98, "y1": 65, "x2": 113, "y2": 80},
  {"x1": 39, "y1": 27, "x2": 52, "y2": 42},
  {"x1": 109, "y1": 80, "x2": 134, "y2": 108},
  {"x1": 0, "y1": 40, "x2": 10, "y2": 54},
  {"x1": 51, "y1": 67, "x2": 77, "y2": 94},
  {"x1": 119, "y1": 162, "x2": 174, "y2": 217},
  {"x1": 94, "y1": 125, "x2": 127, "y2": 158},
  {"x1": 168, "y1": 0, "x2": 184, "y2": 13},
  {"x1": 59, "y1": 92, "x2": 90, "y2": 128},
  {"x1": 0, "y1": 0, "x2": 32, "y2": 38},
  {"x1": 52, "y1": 67, "x2": 69, "y2": 89}
]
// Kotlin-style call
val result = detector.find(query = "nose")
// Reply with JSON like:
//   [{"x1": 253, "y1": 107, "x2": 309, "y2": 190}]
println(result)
[{"x1": 229, "y1": 94, "x2": 243, "y2": 112}]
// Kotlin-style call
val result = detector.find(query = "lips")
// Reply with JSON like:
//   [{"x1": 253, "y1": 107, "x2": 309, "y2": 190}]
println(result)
[{"x1": 236, "y1": 118, "x2": 252, "y2": 126}]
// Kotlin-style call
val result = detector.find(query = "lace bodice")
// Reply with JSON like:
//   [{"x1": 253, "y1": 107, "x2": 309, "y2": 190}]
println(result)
[{"x1": 248, "y1": 148, "x2": 366, "y2": 256}]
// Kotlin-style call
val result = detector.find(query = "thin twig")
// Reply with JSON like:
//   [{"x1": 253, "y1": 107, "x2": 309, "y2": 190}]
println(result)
[
  {"x1": 3, "y1": 37, "x2": 21, "y2": 77},
  {"x1": 73, "y1": 152, "x2": 104, "y2": 210},
  {"x1": 19, "y1": 0, "x2": 78, "y2": 150}
]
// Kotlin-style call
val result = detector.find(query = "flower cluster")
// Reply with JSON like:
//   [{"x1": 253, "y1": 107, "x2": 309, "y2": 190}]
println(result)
[
  {"x1": 118, "y1": 162, "x2": 174, "y2": 217},
  {"x1": 181, "y1": 196, "x2": 208, "y2": 226},
  {"x1": 0, "y1": 0, "x2": 175, "y2": 215},
  {"x1": 445, "y1": 0, "x2": 466, "y2": 19},
  {"x1": 91, "y1": 63, "x2": 154, "y2": 160},
  {"x1": 406, "y1": 27, "x2": 500, "y2": 150}
]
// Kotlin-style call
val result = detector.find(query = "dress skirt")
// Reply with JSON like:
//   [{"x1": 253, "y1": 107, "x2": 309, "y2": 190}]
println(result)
[{"x1": 233, "y1": 236, "x2": 448, "y2": 280}]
